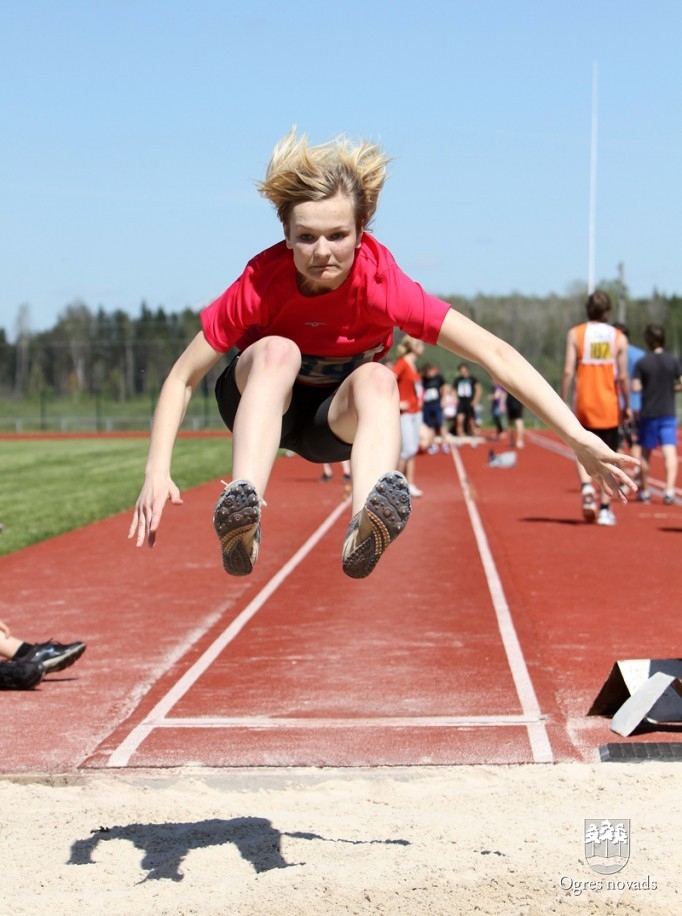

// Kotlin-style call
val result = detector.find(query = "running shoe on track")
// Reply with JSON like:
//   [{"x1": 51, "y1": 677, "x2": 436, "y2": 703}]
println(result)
[
  {"x1": 581, "y1": 483, "x2": 597, "y2": 522},
  {"x1": 597, "y1": 507, "x2": 617, "y2": 526},
  {"x1": 213, "y1": 479, "x2": 262, "y2": 576},
  {"x1": 0, "y1": 660, "x2": 45, "y2": 690},
  {"x1": 342, "y1": 471, "x2": 411, "y2": 579},
  {"x1": 22, "y1": 641, "x2": 86, "y2": 672}
]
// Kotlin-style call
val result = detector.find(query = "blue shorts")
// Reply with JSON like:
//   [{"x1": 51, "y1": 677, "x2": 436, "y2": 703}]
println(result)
[
  {"x1": 638, "y1": 415, "x2": 678, "y2": 450},
  {"x1": 422, "y1": 401, "x2": 444, "y2": 430}
]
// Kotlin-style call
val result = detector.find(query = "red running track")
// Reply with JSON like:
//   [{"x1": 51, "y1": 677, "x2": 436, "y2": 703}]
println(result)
[{"x1": 1, "y1": 435, "x2": 680, "y2": 773}]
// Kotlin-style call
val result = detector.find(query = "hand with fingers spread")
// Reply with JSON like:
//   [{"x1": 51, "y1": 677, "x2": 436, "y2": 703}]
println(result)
[
  {"x1": 128, "y1": 333, "x2": 223, "y2": 550},
  {"x1": 129, "y1": 475, "x2": 184, "y2": 548},
  {"x1": 574, "y1": 433, "x2": 640, "y2": 503}
]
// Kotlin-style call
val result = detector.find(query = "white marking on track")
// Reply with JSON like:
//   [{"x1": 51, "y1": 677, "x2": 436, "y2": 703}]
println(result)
[
  {"x1": 106, "y1": 499, "x2": 349, "y2": 767},
  {"x1": 450, "y1": 446, "x2": 554, "y2": 763},
  {"x1": 140, "y1": 714, "x2": 546, "y2": 729}
]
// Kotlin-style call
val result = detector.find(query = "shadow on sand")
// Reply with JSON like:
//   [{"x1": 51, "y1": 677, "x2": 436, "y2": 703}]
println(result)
[{"x1": 68, "y1": 815, "x2": 410, "y2": 882}]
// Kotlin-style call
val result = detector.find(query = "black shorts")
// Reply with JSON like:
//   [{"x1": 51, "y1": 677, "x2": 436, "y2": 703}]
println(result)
[
  {"x1": 506, "y1": 396, "x2": 524, "y2": 422},
  {"x1": 214, "y1": 354, "x2": 352, "y2": 464},
  {"x1": 422, "y1": 401, "x2": 444, "y2": 430},
  {"x1": 585, "y1": 426, "x2": 619, "y2": 452}
]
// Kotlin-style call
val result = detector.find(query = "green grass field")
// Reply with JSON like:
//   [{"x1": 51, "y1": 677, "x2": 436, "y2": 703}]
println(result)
[
  {"x1": 0, "y1": 436, "x2": 233, "y2": 557},
  {"x1": 0, "y1": 392, "x2": 221, "y2": 434}
]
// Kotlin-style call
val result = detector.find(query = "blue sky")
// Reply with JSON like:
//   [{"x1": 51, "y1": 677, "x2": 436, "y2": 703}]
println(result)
[{"x1": 2, "y1": 0, "x2": 681, "y2": 335}]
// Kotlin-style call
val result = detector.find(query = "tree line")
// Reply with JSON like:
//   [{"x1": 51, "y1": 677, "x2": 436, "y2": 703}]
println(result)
[{"x1": 2, "y1": 283, "x2": 681, "y2": 401}]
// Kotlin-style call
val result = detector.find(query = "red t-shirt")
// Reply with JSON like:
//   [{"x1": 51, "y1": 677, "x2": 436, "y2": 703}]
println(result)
[
  {"x1": 393, "y1": 357, "x2": 423, "y2": 414},
  {"x1": 200, "y1": 234, "x2": 450, "y2": 385}
]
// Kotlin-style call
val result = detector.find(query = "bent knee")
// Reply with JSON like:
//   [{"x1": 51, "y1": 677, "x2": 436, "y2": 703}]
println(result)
[
  {"x1": 351, "y1": 362, "x2": 399, "y2": 401},
  {"x1": 245, "y1": 336, "x2": 302, "y2": 373}
]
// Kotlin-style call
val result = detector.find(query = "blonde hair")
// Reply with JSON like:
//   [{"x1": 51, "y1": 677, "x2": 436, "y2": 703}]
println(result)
[
  {"x1": 257, "y1": 127, "x2": 390, "y2": 231},
  {"x1": 396, "y1": 335, "x2": 422, "y2": 358}
]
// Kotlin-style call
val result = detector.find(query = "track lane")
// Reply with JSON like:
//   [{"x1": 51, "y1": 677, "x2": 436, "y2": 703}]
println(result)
[
  {"x1": 87, "y1": 451, "x2": 541, "y2": 768},
  {"x1": 460, "y1": 431, "x2": 682, "y2": 760}
]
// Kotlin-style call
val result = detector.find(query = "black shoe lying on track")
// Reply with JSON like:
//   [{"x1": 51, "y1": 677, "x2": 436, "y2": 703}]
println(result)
[{"x1": 21, "y1": 641, "x2": 86, "y2": 673}]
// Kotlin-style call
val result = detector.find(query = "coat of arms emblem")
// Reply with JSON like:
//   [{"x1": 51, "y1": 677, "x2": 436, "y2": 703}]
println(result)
[{"x1": 584, "y1": 819, "x2": 630, "y2": 875}]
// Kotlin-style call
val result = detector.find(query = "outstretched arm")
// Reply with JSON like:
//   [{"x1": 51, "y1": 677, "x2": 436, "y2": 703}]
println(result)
[
  {"x1": 129, "y1": 331, "x2": 225, "y2": 547},
  {"x1": 560, "y1": 328, "x2": 577, "y2": 404},
  {"x1": 436, "y1": 309, "x2": 638, "y2": 498}
]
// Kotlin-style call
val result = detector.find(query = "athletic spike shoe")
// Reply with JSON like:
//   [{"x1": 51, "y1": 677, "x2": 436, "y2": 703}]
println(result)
[
  {"x1": 213, "y1": 479, "x2": 263, "y2": 576},
  {"x1": 22, "y1": 641, "x2": 86, "y2": 672},
  {"x1": 0, "y1": 660, "x2": 45, "y2": 690},
  {"x1": 342, "y1": 471, "x2": 411, "y2": 579}
]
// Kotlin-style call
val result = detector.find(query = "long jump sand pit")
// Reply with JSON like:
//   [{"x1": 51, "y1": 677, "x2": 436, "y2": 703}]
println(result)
[{"x1": 3, "y1": 762, "x2": 679, "y2": 914}]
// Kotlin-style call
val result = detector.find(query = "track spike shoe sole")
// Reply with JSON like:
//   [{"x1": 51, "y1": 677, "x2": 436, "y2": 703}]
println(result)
[
  {"x1": 213, "y1": 480, "x2": 262, "y2": 576},
  {"x1": 342, "y1": 471, "x2": 411, "y2": 579}
]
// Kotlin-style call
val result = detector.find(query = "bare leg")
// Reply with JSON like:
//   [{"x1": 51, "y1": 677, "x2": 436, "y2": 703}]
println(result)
[
  {"x1": 398, "y1": 455, "x2": 416, "y2": 488},
  {"x1": 576, "y1": 458, "x2": 592, "y2": 488},
  {"x1": 327, "y1": 362, "x2": 401, "y2": 515},
  {"x1": 0, "y1": 632, "x2": 23, "y2": 660},
  {"x1": 514, "y1": 418, "x2": 525, "y2": 447},
  {"x1": 231, "y1": 337, "x2": 301, "y2": 496},
  {"x1": 639, "y1": 447, "x2": 651, "y2": 494},
  {"x1": 662, "y1": 443, "x2": 678, "y2": 493}
]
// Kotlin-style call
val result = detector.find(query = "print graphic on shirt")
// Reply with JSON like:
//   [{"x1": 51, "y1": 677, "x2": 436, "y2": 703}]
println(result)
[{"x1": 582, "y1": 324, "x2": 616, "y2": 365}]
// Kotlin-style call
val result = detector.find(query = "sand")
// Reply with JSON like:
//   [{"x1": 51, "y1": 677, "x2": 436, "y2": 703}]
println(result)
[{"x1": 3, "y1": 762, "x2": 679, "y2": 915}]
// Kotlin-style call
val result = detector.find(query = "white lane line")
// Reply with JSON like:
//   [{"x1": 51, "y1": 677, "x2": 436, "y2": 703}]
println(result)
[
  {"x1": 139, "y1": 714, "x2": 546, "y2": 729},
  {"x1": 526, "y1": 430, "x2": 573, "y2": 458},
  {"x1": 450, "y1": 446, "x2": 554, "y2": 763},
  {"x1": 106, "y1": 499, "x2": 349, "y2": 767}
]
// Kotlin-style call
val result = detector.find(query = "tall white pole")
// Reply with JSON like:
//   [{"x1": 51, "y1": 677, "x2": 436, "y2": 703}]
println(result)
[{"x1": 588, "y1": 61, "x2": 598, "y2": 294}]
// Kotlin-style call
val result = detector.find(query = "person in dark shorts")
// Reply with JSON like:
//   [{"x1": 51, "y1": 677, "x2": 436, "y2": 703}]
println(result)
[
  {"x1": 421, "y1": 363, "x2": 449, "y2": 453},
  {"x1": 129, "y1": 130, "x2": 639, "y2": 579},
  {"x1": 505, "y1": 390, "x2": 525, "y2": 448},
  {"x1": 561, "y1": 290, "x2": 632, "y2": 526},
  {"x1": 453, "y1": 364, "x2": 481, "y2": 437}
]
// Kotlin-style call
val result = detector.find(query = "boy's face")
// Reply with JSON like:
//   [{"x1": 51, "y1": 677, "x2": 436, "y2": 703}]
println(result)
[{"x1": 285, "y1": 193, "x2": 362, "y2": 295}]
